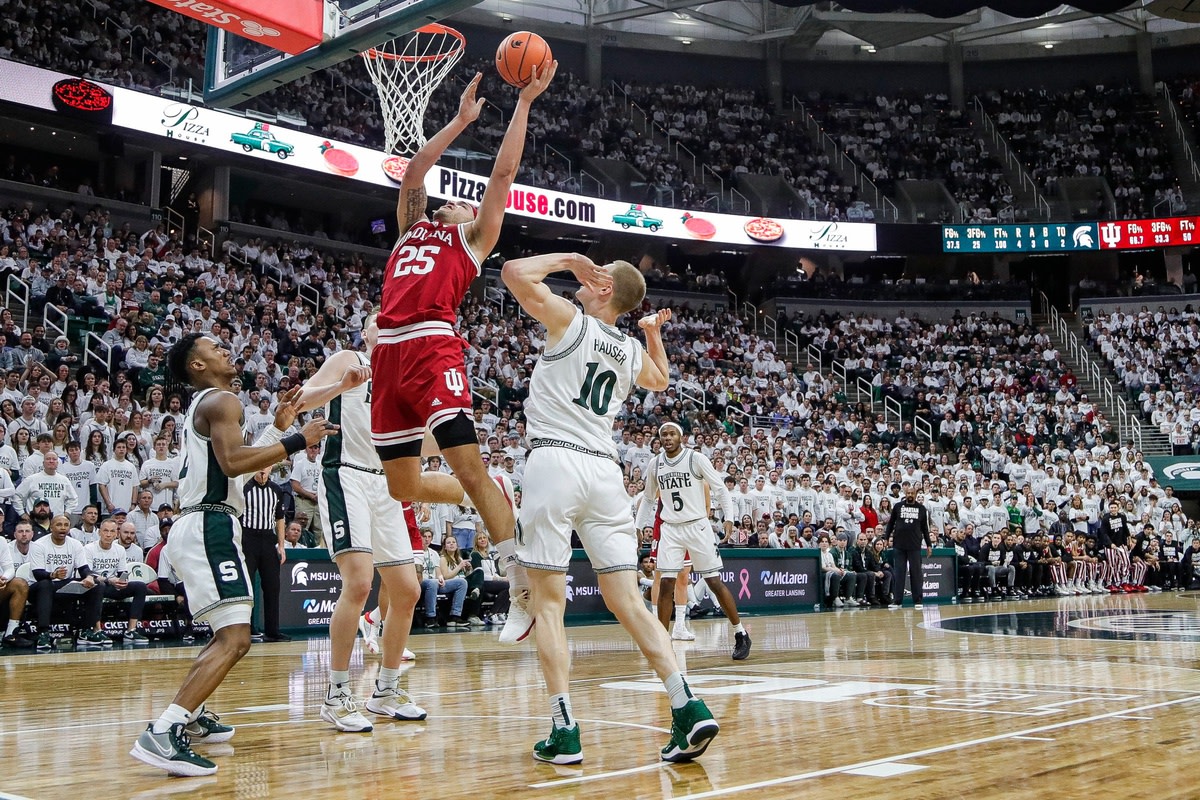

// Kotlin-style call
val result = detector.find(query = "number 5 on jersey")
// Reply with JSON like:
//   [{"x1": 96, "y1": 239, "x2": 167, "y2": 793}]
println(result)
[{"x1": 392, "y1": 244, "x2": 440, "y2": 277}]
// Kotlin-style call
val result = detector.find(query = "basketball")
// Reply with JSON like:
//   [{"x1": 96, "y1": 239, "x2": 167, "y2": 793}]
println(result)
[{"x1": 495, "y1": 31, "x2": 552, "y2": 88}]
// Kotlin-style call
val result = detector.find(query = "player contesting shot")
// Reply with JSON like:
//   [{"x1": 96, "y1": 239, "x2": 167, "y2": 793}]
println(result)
[{"x1": 370, "y1": 62, "x2": 558, "y2": 647}]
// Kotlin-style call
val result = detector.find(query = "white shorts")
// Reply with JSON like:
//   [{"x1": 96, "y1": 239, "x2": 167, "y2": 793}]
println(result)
[
  {"x1": 657, "y1": 519, "x2": 723, "y2": 577},
  {"x1": 517, "y1": 447, "x2": 637, "y2": 573},
  {"x1": 319, "y1": 465, "x2": 416, "y2": 567},
  {"x1": 166, "y1": 510, "x2": 252, "y2": 627}
]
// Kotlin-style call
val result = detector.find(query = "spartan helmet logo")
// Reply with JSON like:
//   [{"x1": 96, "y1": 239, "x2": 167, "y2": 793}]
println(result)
[
  {"x1": 564, "y1": 574, "x2": 575, "y2": 602},
  {"x1": 1072, "y1": 226, "x2": 1095, "y2": 248},
  {"x1": 291, "y1": 562, "x2": 309, "y2": 586}
]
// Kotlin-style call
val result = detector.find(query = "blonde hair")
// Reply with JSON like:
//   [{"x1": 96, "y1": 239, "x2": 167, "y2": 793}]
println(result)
[{"x1": 608, "y1": 260, "x2": 646, "y2": 316}]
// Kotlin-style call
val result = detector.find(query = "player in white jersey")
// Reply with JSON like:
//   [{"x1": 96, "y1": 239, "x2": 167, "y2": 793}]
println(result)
[
  {"x1": 502, "y1": 251, "x2": 718, "y2": 766},
  {"x1": 294, "y1": 313, "x2": 426, "y2": 734},
  {"x1": 636, "y1": 422, "x2": 750, "y2": 661},
  {"x1": 130, "y1": 334, "x2": 333, "y2": 778}
]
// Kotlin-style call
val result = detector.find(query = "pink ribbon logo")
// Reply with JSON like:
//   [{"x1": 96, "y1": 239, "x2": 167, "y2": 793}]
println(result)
[{"x1": 738, "y1": 569, "x2": 751, "y2": 599}]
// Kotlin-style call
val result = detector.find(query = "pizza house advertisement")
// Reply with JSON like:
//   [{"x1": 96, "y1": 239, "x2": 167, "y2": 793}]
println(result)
[{"x1": 0, "y1": 59, "x2": 877, "y2": 253}]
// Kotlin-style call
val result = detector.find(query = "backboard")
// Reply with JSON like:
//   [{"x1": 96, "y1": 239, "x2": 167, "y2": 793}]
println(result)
[{"x1": 202, "y1": 0, "x2": 479, "y2": 107}]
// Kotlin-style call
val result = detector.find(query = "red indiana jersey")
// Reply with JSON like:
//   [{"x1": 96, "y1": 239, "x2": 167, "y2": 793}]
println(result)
[{"x1": 379, "y1": 220, "x2": 481, "y2": 329}]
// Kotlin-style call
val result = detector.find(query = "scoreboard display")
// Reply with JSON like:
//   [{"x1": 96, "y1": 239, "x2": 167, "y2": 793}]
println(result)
[
  {"x1": 942, "y1": 223, "x2": 1099, "y2": 253},
  {"x1": 1098, "y1": 216, "x2": 1200, "y2": 249}
]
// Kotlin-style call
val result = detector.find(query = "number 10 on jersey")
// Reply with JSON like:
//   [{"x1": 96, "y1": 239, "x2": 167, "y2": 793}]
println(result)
[{"x1": 573, "y1": 361, "x2": 617, "y2": 415}]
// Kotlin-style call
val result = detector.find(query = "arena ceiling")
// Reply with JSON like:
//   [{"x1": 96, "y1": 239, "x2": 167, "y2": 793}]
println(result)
[{"x1": 458, "y1": 0, "x2": 1200, "y2": 53}]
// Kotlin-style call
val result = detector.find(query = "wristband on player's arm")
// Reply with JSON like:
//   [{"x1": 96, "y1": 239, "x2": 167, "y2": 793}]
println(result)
[
  {"x1": 253, "y1": 426, "x2": 286, "y2": 448},
  {"x1": 281, "y1": 432, "x2": 308, "y2": 457}
]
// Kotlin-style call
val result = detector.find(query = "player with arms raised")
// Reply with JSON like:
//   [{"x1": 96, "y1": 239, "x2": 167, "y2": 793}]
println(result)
[
  {"x1": 371, "y1": 61, "x2": 556, "y2": 646},
  {"x1": 501, "y1": 251, "x2": 718, "y2": 766},
  {"x1": 637, "y1": 421, "x2": 751, "y2": 660},
  {"x1": 130, "y1": 334, "x2": 334, "y2": 776},
  {"x1": 293, "y1": 311, "x2": 426, "y2": 732}
]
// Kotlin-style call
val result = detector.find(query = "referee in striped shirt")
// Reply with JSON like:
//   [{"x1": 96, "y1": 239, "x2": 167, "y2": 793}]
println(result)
[{"x1": 242, "y1": 468, "x2": 289, "y2": 642}]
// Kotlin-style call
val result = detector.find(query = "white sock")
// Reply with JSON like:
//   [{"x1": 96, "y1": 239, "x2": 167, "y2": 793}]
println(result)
[
  {"x1": 663, "y1": 672, "x2": 695, "y2": 710},
  {"x1": 377, "y1": 666, "x2": 400, "y2": 692},
  {"x1": 674, "y1": 605, "x2": 687, "y2": 626},
  {"x1": 329, "y1": 669, "x2": 350, "y2": 695},
  {"x1": 731, "y1": 622, "x2": 745, "y2": 635},
  {"x1": 550, "y1": 693, "x2": 574, "y2": 729},
  {"x1": 4, "y1": 619, "x2": 17, "y2": 636},
  {"x1": 152, "y1": 704, "x2": 192, "y2": 734},
  {"x1": 496, "y1": 539, "x2": 526, "y2": 589}
]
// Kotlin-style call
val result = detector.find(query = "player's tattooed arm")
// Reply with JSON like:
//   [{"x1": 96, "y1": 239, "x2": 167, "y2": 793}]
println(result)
[{"x1": 397, "y1": 185, "x2": 427, "y2": 236}]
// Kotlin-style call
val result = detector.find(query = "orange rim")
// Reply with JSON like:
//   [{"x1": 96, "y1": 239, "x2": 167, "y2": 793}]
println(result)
[{"x1": 362, "y1": 23, "x2": 465, "y2": 63}]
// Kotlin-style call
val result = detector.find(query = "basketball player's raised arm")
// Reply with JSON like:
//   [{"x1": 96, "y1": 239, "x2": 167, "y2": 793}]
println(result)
[
  {"x1": 467, "y1": 61, "x2": 558, "y2": 257},
  {"x1": 501, "y1": 252, "x2": 610, "y2": 340},
  {"x1": 396, "y1": 73, "x2": 485, "y2": 236},
  {"x1": 635, "y1": 309, "x2": 673, "y2": 392},
  {"x1": 291, "y1": 351, "x2": 370, "y2": 413},
  {"x1": 203, "y1": 392, "x2": 335, "y2": 477}
]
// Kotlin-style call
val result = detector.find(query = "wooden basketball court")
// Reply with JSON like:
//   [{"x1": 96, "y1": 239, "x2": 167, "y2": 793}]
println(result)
[{"x1": 3, "y1": 594, "x2": 1199, "y2": 799}]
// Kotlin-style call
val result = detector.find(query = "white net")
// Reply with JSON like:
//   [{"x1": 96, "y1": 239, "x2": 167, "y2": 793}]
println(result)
[{"x1": 361, "y1": 23, "x2": 465, "y2": 156}]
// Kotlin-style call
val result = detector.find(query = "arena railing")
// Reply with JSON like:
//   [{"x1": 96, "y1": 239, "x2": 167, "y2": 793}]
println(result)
[
  {"x1": 1158, "y1": 82, "x2": 1200, "y2": 183},
  {"x1": 5, "y1": 275, "x2": 29, "y2": 331},
  {"x1": 806, "y1": 344, "x2": 823, "y2": 374},
  {"x1": 783, "y1": 329, "x2": 800, "y2": 363},
  {"x1": 579, "y1": 170, "x2": 606, "y2": 198},
  {"x1": 84, "y1": 332, "x2": 112, "y2": 372},
  {"x1": 884, "y1": 395, "x2": 903, "y2": 428},
  {"x1": 855, "y1": 376, "x2": 874, "y2": 406},
  {"x1": 677, "y1": 384, "x2": 706, "y2": 413},
  {"x1": 972, "y1": 97, "x2": 1053, "y2": 221},
  {"x1": 831, "y1": 359, "x2": 848, "y2": 393},
  {"x1": 43, "y1": 302, "x2": 68, "y2": 346},
  {"x1": 914, "y1": 414, "x2": 933, "y2": 444},
  {"x1": 725, "y1": 406, "x2": 747, "y2": 433},
  {"x1": 298, "y1": 282, "x2": 321, "y2": 314}
]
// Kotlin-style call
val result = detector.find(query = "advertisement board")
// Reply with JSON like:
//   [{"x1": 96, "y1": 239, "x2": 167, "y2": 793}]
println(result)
[
  {"x1": 919, "y1": 554, "x2": 957, "y2": 599},
  {"x1": 942, "y1": 223, "x2": 1099, "y2": 253},
  {"x1": 1146, "y1": 456, "x2": 1200, "y2": 492},
  {"x1": 280, "y1": 556, "x2": 378, "y2": 629},
  {"x1": 1097, "y1": 216, "x2": 1200, "y2": 249}
]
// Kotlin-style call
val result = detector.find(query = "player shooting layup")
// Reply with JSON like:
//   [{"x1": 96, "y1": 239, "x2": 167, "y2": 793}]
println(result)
[
  {"x1": 371, "y1": 64, "x2": 556, "y2": 646},
  {"x1": 294, "y1": 311, "x2": 426, "y2": 732},
  {"x1": 501, "y1": 251, "x2": 719, "y2": 766},
  {"x1": 637, "y1": 422, "x2": 751, "y2": 660},
  {"x1": 131, "y1": 334, "x2": 333, "y2": 776}
]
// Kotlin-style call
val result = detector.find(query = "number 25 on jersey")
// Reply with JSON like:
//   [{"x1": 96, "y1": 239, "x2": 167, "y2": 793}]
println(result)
[{"x1": 392, "y1": 244, "x2": 440, "y2": 277}]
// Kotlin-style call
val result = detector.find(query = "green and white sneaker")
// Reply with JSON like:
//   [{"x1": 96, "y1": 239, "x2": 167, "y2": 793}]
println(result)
[
  {"x1": 532, "y1": 724, "x2": 582, "y2": 765},
  {"x1": 130, "y1": 723, "x2": 218, "y2": 777},
  {"x1": 661, "y1": 699, "x2": 719, "y2": 763},
  {"x1": 322, "y1": 689, "x2": 374, "y2": 732},
  {"x1": 35, "y1": 632, "x2": 53, "y2": 652},
  {"x1": 366, "y1": 686, "x2": 427, "y2": 721},
  {"x1": 127, "y1": 629, "x2": 150, "y2": 645},
  {"x1": 185, "y1": 709, "x2": 235, "y2": 743},
  {"x1": 77, "y1": 629, "x2": 110, "y2": 650}
]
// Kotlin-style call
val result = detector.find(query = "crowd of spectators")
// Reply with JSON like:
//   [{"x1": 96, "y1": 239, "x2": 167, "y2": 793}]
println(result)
[
  {"x1": 807, "y1": 90, "x2": 1015, "y2": 223},
  {"x1": 983, "y1": 85, "x2": 1184, "y2": 218},
  {"x1": 1086, "y1": 305, "x2": 1200, "y2": 454}
]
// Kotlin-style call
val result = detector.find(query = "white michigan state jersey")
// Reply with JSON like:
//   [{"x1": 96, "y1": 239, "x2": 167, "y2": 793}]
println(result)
[
  {"x1": 321, "y1": 352, "x2": 379, "y2": 470},
  {"x1": 176, "y1": 388, "x2": 246, "y2": 515},
  {"x1": 526, "y1": 311, "x2": 642, "y2": 458},
  {"x1": 642, "y1": 448, "x2": 736, "y2": 525}
]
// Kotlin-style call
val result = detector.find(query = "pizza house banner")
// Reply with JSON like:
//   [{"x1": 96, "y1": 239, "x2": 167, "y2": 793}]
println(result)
[{"x1": 0, "y1": 59, "x2": 877, "y2": 253}]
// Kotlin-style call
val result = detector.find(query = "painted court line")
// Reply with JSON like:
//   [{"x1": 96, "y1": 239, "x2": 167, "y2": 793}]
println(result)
[
  {"x1": 671, "y1": 694, "x2": 1200, "y2": 800},
  {"x1": 0, "y1": 792, "x2": 37, "y2": 800},
  {"x1": 529, "y1": 761, "x2": 669, "y2": 788},
  {"x1": 1011, "y1": 735, "x2": 1055, "y2": 741},
  {"x1": 1113, "y1": 715, "x2": 1152, "y2": 720}
]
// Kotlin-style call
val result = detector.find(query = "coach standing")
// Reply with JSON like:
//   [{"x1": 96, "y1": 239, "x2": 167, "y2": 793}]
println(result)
[
  {"x1": 886, "y1": 485, "x2": 933, "y2": 609},
  {"x1": 242, "y1": 468, "x2": 289, "y2": 642}
]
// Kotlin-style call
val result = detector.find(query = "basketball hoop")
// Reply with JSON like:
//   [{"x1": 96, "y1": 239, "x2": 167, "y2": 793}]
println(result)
[{"x1": 361, "y1": 23, "x2": 466, "y2": 156}]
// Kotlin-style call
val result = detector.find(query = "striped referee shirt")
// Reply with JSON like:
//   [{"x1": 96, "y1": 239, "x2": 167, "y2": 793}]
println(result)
[{"x1": 242, "y1": 477, "x2": 285, "y2": 534}]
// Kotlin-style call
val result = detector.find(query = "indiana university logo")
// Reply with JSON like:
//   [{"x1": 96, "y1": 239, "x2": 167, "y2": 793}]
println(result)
[{"x1": 443, "y1": 369, "x2": 465, "y2": 396}]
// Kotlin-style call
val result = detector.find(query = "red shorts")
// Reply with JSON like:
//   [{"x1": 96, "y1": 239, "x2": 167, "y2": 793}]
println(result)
[
  {"x1": 404, "y1": 503, "x2": 423, "y2": 553},
  {"x1": 371, "y1": 325, "x2": 472, "y2": 454}
]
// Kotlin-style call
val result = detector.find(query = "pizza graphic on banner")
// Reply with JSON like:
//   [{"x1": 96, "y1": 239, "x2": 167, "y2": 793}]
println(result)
[{"x1": 744, "y1": 217, "x2": 785, "y2": 243}]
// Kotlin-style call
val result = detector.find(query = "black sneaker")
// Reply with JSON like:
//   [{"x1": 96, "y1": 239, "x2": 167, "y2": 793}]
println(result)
[
  {"x1": 422, "y1": 617, "x2": 440, "y2": 629},
  {"x1": 732, "y1": 631, "x2": 751, "y2": 661},
  {"x1": 264, "y1": 633, "x2": 292, "y2": 642}
]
